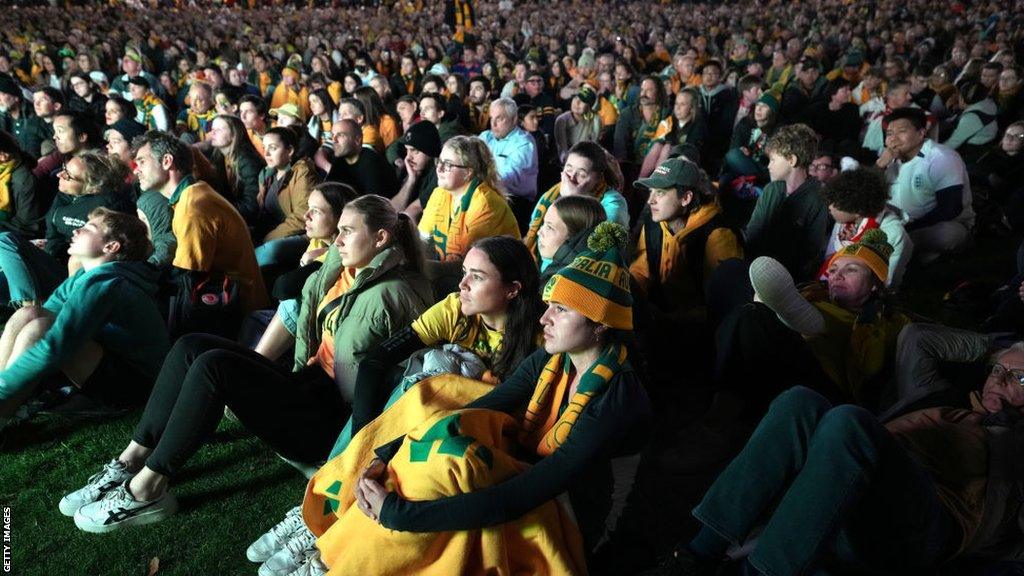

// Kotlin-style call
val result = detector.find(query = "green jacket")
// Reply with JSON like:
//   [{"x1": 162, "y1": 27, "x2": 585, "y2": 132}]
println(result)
[
  {"x1": 135, "y1": 189, "x2": 177, "y2": 266},
  {"x1": 294, "y1": 245, "x2": 433, "y2": 403},
  {"x1": 0, "y1": 260, "x2": 170, "y2": 400}
]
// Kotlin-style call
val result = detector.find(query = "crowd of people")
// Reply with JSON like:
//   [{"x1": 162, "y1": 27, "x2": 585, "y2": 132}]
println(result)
[{"x1": 3, "y1": 0, "x2": 1024, "y2": 574}]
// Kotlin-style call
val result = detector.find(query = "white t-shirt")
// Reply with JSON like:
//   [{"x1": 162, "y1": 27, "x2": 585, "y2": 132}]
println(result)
[{"x1": 889, "y1": 139, "x2": 974, "y2": 227}]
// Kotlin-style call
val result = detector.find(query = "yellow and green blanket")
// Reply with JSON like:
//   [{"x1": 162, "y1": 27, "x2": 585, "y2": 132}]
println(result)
[{"x1": 302, "y1": 374, "x2": 587, "y2": 575}]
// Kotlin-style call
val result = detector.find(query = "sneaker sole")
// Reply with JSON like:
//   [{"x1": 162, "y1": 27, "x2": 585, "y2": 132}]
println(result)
[
  {"x1": 73, "y1": 499, "x2": 178, "y2": 534},
  {"x1": 59, "y1": 496, "x2": 90, "y2": 517}
]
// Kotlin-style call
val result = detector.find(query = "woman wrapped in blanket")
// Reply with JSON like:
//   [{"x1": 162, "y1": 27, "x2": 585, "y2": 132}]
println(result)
[
  {"x1": 259, "y1": 223, "x2": 653, "y2": 576},
  {"x1": 245, "y1": 235, "x2": 544, "y2": 570},
  {"x1": 61, "y1": 194, "x2": 433, "y2": 534}
]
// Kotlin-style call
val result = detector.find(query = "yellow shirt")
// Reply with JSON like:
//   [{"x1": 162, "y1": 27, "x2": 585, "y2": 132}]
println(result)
[
  {"x1": 170, "y1": 180, "x2": 269, "y2": 311},
  {"x1": 315, "y1": 267, "x2": 357, "y2": 376},
  {"x1": 411, "y1": 293, "x2": 504, "y2": 367},
  {"x1": 418, "y1": 180, "x2": 521, "y2": 261}
]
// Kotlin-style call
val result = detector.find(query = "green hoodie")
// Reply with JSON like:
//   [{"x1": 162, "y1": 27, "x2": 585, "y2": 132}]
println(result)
[
  {"x1": 294, "y1": 245, "x2": 433, "y2": 404},
  {"x1": 0, "y1": 260, "x2": 170, "y2": 400}
]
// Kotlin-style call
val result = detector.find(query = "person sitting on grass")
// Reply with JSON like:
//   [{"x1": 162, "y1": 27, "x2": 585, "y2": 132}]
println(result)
[
  {"x1": 246, "y1": 236, "x2": 544, "y2": 571},
  {"x1": 649, "y1": 343, "x2": 1024, "y2": 576},
  {"x1": 252, "y1": 222, "x2": 652, "y2": 576},
  {"x1": 0, "y1": 208, "x2": 168, "y2": 423},
  {"x1": 61, "y1": 194, "x2": 432, "y2": 534},
  {"x1": 716, "y1": 229, "x2": 910, "y2": 420}
]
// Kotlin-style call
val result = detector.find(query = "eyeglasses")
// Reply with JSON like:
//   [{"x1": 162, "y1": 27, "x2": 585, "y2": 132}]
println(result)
[
  {"x1": 58, "y1": 164, "x2": 83, "y2": 183},
  {"x1": 437, "y1": 159, "x2": 470, "y2": 173},
  {"x1": 562, "y1": 166, "x2": 592, "y2": 180},
  {"x1": 1006, "y1": 132, "x2": 1024, "y2": 141},
  {"x1": 990, "y1": 363, "x2": 1024, "y2": 387},
  {"x1": 810, "y1": 162, "x2": 835, "y2": 172}
]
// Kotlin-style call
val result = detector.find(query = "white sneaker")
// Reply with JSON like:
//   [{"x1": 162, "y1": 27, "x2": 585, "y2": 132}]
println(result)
[
  {"x1": 258, "y1": 525, "x2": 316, "y2": 576},
  {"x1": 59, "y1": 460, "x2": 134, "y2": 517},
  {"x1": 247, "y1": 506, "x2": 306, "y2": 563},
  {"x1": 287, "y1": 549, "x2": 327, "y2": 576},
  {"x1": 73, "y1": 481, "x2": 178, "y2": 533}
]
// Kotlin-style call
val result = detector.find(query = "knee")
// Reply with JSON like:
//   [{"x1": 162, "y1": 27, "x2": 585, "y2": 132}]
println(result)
[
  {"x1": 187, "y1": 349, "x2": 242, "y2": 394},
  {"x1": 8, "y1": 304, "x2": 49, "y2": 325},
  {"x1": 0, "y1": 232, "x2": 19, "y2": 251},
  {"x1": 768, "y1": 386, "x2": 832, "y2": 419},
  {"x1": 172, "y1": 332, "x2": 229, "y2": 360},
  {"x1": 814, "y1": 405, "x2": 882, "y2": 449}
]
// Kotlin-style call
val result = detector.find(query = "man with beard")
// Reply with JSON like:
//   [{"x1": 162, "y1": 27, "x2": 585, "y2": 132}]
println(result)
[
  {"x1": 615, "y1": 75, "x2": 671, "y2": 166},
  {"x1": 466, "y1": 76, "x2": 491, "y2": 133}
]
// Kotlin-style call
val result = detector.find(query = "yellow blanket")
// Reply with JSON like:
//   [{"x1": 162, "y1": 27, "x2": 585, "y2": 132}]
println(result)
[{"x1": 302, "y1": 375, "x2": 587, "y2": 575}]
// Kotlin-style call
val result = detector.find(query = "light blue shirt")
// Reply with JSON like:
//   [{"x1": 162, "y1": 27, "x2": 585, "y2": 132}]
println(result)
[{"x1": 480, "y1": 127, "x2": 539, "y2": 200}]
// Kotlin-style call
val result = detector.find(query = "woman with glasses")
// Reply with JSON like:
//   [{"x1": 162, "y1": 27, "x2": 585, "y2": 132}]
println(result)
[
  {"x1": 652, "y1": 342, "x2": 1024, "y2": 576},
  {"x1": 417, "y1": 135, "x2": 520, "y2": 266},
  {"x1": 523, "y1": 141, "x2": 628, "y2": 262},
  {"x1": 0, "y1": 150, "x2": 135, "y2": 308}
]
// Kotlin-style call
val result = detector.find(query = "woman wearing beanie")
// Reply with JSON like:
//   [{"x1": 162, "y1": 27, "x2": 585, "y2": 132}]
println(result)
[
  {"x1": 278, "y1": 223, "x2": 652, "y2": 575},
  {"x1": 819, "y1": 167, "x2": 912, "y2": 290},
  {"x1": 718, "y1": 228, "x2": 910, "y2": 416}
]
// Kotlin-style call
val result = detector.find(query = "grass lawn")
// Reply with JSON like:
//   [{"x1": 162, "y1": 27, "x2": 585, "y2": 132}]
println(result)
[
  {"x1": 1, "y1": 414, "x2": 307, "y2": 576},
  {"x1": 0, "y1": 235, "x2": 1018, "y2": 576}
]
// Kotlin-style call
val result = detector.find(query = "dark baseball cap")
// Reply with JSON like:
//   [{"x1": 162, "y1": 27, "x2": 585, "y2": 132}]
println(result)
[{"x1": 635, "y1": 157, "x2": 702, "y2": 190}]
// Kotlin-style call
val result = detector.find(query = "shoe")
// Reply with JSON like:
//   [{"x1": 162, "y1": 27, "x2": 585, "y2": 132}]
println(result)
[
  {"x1": 59, "y1": 460, "x2": 134, "y2": 517},
  {"x1": 73, "y1": 481, "x2": 178, "y2": 533},
  {"x1": 259, "y1": 525, "x2": 316, "y2": 576},
  {"x1": 287, "y1": 549, "x2": 328, "y2": 576},
  {"x1": 247, "y1": 506, "x2": 306, "y2": 563},
  {"x1": 642, "y1": 544, "x2": 722, "y2": 576}
]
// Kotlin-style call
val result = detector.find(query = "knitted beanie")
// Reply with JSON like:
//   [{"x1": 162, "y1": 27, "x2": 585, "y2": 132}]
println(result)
[
  {"x1": 757, "y1": 92, "x2": 780, "y2": 115},
  {"x1": 827, "y1": 228, "x2": 893, "y2": 283},
  {"x1": 543, "y1": 222, "x2": 633, "y2": 329}
]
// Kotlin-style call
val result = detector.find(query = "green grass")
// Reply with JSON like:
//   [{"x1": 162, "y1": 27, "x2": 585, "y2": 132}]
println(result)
[{"x1": 1, "y1": 413, "x2": 307, "y2": 576}]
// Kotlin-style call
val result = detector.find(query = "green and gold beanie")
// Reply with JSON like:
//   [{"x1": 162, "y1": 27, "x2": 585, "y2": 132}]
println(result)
[{"x1": 543, "y1": 222, "x2": 633, "y2": 329}]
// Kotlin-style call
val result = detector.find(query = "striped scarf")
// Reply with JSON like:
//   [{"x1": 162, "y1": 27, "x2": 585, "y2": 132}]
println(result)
[
  {"x1": 186, "y1": 109, "x2": 217, "y2": 140},
  {"x1": 427, "y1": 178, "x2": 480, "y2": 261},
  {"x1": 136, "y1": 93, "x2": 164, "y2": 130},
  {"x1": 0, "y1": 160, "x2": 16, "y2": 222},
  {"x1": 523, "y1": 180, "x2": 606, "y2": 262},
  {"x1": 521, "y1": 343, "x2": 627, "y2": 456}
]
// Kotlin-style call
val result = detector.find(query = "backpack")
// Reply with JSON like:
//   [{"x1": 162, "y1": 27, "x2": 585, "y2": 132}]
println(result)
[{"x1": 165, "y1": 270, "x2": 242, "y2": 340}]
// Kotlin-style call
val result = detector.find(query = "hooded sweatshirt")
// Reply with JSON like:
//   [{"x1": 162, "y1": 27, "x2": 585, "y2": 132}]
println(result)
[{"x1": 0, "y1": 260, "x2": 170, "y2": 400}]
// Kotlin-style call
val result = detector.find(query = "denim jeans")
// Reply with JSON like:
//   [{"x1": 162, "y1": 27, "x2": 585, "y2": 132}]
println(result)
[
  {"x1": 692, "y1": 387, "x2": 961, "y2": 576},
  {"x1": 254, "y1": 235, "x2": 309, "y2": 268},
  {"x1": 0, "y1": 232, "x2": 66, "y2": 306}
]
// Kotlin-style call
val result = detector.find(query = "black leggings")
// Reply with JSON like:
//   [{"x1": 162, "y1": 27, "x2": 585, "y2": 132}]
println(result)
[{"x1": 133, "y1": 333, "x2": 348, "y2": 478}]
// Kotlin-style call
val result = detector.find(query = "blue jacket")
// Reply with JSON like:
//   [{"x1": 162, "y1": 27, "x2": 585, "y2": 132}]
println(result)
[{"x1": 480, "y1": 127, "x2": 539, "y2": 200}]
